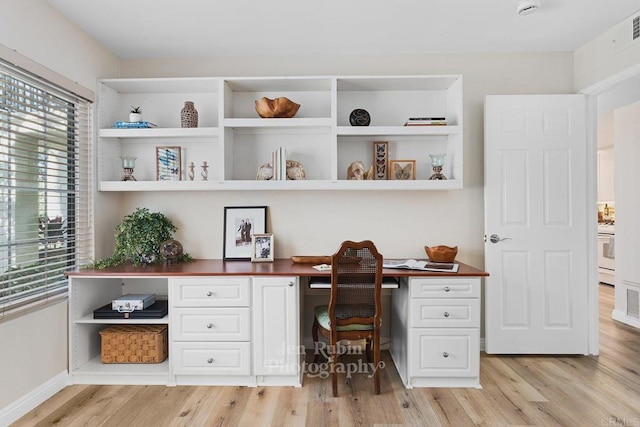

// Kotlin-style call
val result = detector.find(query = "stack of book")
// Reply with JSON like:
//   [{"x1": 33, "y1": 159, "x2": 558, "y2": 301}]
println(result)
[
  {"x1": 404, "y1": 117, "x2": 447, "y2": 126},
  {"x1": 112, "y1": 121, "x2": 158, "y2": 129},
  {"x1": 271, "y1": 147, "x2": 288, "y2": 180}
]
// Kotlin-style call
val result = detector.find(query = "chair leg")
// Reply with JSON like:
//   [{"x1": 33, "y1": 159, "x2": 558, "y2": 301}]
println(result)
[
  {"x1": 312, "y1": 317, "x2": 320, "y2": 363},
  {"x1": 330, "y1": 339, "x2": 338, "y2": 397},
  {"x1": 373, "y1": 329, "x2": 381, "y2": 395},
  {"x1": 365, "y1": 337, "x2": 373, "y2": 364}
]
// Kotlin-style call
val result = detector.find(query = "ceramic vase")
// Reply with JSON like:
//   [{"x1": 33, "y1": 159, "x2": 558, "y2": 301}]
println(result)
[{"x1": 180, "y1": 101, "x2": 198, "y2": 128}]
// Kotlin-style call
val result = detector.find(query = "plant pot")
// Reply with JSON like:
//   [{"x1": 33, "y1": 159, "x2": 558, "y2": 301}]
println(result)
[{"x1": 129, "y1": 113, "x2": 142, "y2": 122}]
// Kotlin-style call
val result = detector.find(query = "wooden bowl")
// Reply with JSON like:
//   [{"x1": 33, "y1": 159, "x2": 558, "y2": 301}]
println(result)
[
  {"x1": 255, "y1": 97, "x2": 300, "y2": 118},
  {"x1": 424, "y1": 245, "x2": 458, "y2": 263}
]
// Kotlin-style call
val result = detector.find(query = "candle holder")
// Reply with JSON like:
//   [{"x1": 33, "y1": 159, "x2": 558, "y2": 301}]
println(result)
[
  {"x1": 188, "y1": 162, "x2": 195, "y2": 181},
  {"x1": 201, "y1": 161, "x2": 209, "y2": 181},
  {"x1": 120, "y1": 156, "x2": 137, "y2": 181},
  {"x1": 428, "y1": 154, "x2": 447, "y2": 180}
]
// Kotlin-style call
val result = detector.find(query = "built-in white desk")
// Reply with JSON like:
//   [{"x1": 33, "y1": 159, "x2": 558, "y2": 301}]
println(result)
[{"x1": 67, "y1": 259, "x2": 487, "y2": 389}]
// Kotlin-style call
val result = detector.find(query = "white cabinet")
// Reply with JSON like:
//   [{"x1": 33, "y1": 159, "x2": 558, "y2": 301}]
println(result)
[
  {"x1": 97, "y1": 75, "x2": 463, "y2": 191},
  {"x1": 390, "y1": 277, "x2": 481, "y2": 388},
  {"x1": 597, "y1": 147, "x2": 615, "y2": 203},
  {"x1": 252, "y1": 276, "x2": 302, "y2": 386},
  {"x1": 170, "y1": 277, "x2": 253, "y2": 385}
]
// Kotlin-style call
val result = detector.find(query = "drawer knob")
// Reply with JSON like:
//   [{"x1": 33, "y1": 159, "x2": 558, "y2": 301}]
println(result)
[
  {"x1": 443, "y1": 312, "x2": 450, "y2": 318},
  {"x1": 443, "y1": 352, "x2": 450, "y2": 358},
  {"x1": 443, "y1": 286, "x2": 451, "y2": 292},
  {"x1": 206, "y1": 291, "x2": 214, "y2": 297},
  {"x1": 206, "y1": 323, "x2": 214, "y2": 329},
  {"x1": 207, "y1": 358, "x2": 214, "y2": 364},
  {"x1": 288, "y1": 281, "x2": 294, "y2": 287}
]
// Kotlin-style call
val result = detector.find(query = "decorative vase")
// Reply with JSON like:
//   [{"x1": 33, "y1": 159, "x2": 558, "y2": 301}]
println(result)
[{"x1": 180, "y1": 101, "x2": 198, "y2": 128}]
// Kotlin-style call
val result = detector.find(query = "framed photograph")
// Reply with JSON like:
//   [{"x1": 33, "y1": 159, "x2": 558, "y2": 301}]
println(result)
[
  {"x1": 389, "y1": 160, "x2": 416, "y2": 180},
  {"x1": 156, "y1": 146, "x2": 182, "y2": 181},
  {"x1": 251, "y1": 233, "x2": 274, "y2": 262},
  {"x1": 223, "y1": 206, "x2": 267, "y2": 260},
  {"x1": 372, "y1": 141, "x2": 389, "y2": 180}
]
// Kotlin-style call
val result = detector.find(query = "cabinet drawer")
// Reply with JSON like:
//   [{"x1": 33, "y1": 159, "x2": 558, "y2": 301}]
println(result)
[
  {"x1": 410, "y1": 328, "x2": 479, "y2": 377},
  {"x1": 173, "y1": 308, "x2": 250, "y2": 341},
  {"x1": 410, "y1": 299, "x2": 479, "y2": 328},
  {"x1": 173, "y1": 342, "x2": 250, "y2": 375},
  {"x1": 409, "y1": 278, "x2": 480, "y2": 298},
  {"x1": 171, "y1": 277, "x2": 250, "y2": 307}
]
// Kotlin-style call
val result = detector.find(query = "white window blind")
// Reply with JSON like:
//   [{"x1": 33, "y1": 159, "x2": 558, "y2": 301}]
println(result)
[{"x1": 0, "y1": 59, "x2": 93, "y2": 320}]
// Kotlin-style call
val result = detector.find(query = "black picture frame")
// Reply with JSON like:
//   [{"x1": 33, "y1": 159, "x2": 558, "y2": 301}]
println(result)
[{"x1": 223, "y1": 206, "x2": 268, "y2": 260}]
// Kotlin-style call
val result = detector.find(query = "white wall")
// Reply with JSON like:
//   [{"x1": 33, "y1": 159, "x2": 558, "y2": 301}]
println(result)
[{"x1": 0, "y1": 0, "x2": 120, "y2": 413}]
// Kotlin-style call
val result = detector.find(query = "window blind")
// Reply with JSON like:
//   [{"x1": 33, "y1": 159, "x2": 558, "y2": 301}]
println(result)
[{"x1": 0, "y1": 59, "x2": 93, "y2": 320}]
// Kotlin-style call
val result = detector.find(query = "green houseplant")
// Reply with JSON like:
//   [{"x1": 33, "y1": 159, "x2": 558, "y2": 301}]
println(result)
[{"x1": 92, "y1": 207, "x2": 192, "y2": 268}]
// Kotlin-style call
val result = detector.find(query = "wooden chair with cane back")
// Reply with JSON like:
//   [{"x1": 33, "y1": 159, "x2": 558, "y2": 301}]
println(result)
[{"x1": 311, "y1": 240, "x2": 383, "y2": 396}]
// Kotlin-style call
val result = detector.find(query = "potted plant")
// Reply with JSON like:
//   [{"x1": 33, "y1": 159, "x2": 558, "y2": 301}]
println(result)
[
  {"x1": 129, "y1": 106, "x2": 142, "y2": 122},
  {"x1": 91, "y1": 207, "x2": 192, "y2": 268}
]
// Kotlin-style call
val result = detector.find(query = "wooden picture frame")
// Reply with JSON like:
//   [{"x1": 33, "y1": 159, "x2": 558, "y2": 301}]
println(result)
[
  {"x1": 156, "y1": 146, "x2": 182, "y2": 181},
  {"x1": 223, "y1": 206, "x2": 267, "y2": 260},
  {"x1": 372, "y1": 141, "x2": 389, "y2": 180},
  {"x1": 389, "y1": 160, "x2": 416, "y2": 180},
  {"x1": 251, "y1": 233, "x2": 274, "y2": 262}
]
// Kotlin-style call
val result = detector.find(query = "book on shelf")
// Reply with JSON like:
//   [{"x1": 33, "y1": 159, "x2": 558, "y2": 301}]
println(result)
[
  {"x1": 112, "y1": 121, "x2": 158, "y2": 128},
  {"x1": 382, "y1": 259, "x2": 459, "y2": 272},
  {"x1": 404, "y1": 118, "x2": 447, "y2": 126}
]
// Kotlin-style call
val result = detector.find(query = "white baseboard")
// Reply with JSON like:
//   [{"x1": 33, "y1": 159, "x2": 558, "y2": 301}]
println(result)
[
  {"x1": 612, "y1": 309, "x2": 640, "y2": 329},
  {"x1": 0, "y1": 370, "x2": 69, "y2": 426}
]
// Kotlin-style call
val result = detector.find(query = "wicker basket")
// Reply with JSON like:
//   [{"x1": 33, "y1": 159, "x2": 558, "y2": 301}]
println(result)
[{"x1": 99, "y1": 324, "x2": 168, "y2": 364}]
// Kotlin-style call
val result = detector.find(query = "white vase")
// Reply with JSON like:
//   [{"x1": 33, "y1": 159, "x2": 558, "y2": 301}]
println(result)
[{"x1": 129, "y1": 113, "x2": 142, "y2": 122}]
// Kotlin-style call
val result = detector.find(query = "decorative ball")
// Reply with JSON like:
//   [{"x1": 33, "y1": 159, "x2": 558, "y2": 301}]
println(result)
[
  {"x1": 349, "y1": 109, "x2": 371, "y2": 126},
  {"x1": 160, "y1": 239, "x2": 183, "y2": 261}
]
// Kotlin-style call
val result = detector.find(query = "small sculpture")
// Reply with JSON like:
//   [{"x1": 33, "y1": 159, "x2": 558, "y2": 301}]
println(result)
[
  {"x1": 188, "y1": 162, "x2": 195, "y2": 181},
  {"x1": 256, "y1": 160, "x2": 306, "y2": 180},
  {"x1": 201, "y1": 161, "x2": 209, "y2": 181},
  {"x1": 254, "y1": 97, "x2": 300, "y2": 118},
  {"x1": 347, "y1": 161, "x2": 374, "y2": 180}
]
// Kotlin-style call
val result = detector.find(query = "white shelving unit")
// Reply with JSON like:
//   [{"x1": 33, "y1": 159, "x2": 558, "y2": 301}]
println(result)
[{"x1": 97, "y1": 75, "x2": 463, "y2": 191}]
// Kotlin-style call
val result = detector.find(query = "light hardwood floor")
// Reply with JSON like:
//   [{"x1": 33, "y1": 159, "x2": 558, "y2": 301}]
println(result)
[{"x1": 13, "y1": 284, "x2": 640, "y2": 426}]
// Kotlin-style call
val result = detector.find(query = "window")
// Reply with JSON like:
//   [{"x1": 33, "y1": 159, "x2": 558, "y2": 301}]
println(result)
[{"x1": 0, "y1": 59, "x2": 93, "y2": 319}]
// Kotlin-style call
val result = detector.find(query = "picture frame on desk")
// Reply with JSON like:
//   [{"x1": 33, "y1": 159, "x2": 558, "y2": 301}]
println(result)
[
  {"x1": 156, "y1": 146, "x2": 182, "y2": 181},
  {"x1": 251, "y1": 233, "x2": 274, "y2": 262},
  {"x1": 223, "y1": 206, "x2": 268, "y2": 261}
]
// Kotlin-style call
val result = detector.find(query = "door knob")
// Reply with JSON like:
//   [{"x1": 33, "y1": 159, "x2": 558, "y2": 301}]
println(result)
[{"x1": 489, "y1": 234, "x2": 512, "y2": 244}]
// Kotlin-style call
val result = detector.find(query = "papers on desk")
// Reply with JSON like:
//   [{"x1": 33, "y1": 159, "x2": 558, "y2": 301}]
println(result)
[
  {"x1": 383, "y1": 259, "x2": 459, "y2": 273},
  {"x1": 312, "y1": 264, "x2": 331, "y2": 271}
]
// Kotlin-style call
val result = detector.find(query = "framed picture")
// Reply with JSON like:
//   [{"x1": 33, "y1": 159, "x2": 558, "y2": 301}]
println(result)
[
  {"x1": 251, "y1": 233, "x2": 274, "y2": 262},
  {"x1": 156, "y1": 146, "x2": 182, "y2": 181},
  {"x1": 223, "y1": 206, "x2": 267, "y2": 260},
  {"x1": 389, "y1": 160, "x2": 416, "y2": 180},
  {"x1": 372, "y1": 141, "x2": 389, "y2": 180}
]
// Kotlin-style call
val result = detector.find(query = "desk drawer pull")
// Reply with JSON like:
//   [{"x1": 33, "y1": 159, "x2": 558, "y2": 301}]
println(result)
[
  {"x1": 206, "y1": 323, "x2": 214, "y2": 329},
  {"x1": 443, "y1": 312, "x2": 450, "y2": 318},
  {"x1": 443, "y1": 286, "x2": 451, "y2": 292},
  {"x1": 207, "y1": 358, "x2": 214, "y2": 364},
  {"x1": 206, "y1": 291, "x2": 214, "y2": 297},
  {"x1": 442, "y1": 352, "x2": 450, "y2": 358}
]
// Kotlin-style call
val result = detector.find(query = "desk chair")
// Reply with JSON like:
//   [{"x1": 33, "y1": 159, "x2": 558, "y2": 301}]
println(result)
[{"x1": 311, "y1": 240, "x2": 383, "y2": 396}]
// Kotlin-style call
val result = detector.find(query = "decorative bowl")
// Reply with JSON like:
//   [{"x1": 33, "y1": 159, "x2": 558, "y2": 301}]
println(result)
[
  {"x1": 424, "y1": 245, "x2": 458, "y2": 263},
  {"x1": 254, "y1": 97, "x2": 300, "y2": 118}
]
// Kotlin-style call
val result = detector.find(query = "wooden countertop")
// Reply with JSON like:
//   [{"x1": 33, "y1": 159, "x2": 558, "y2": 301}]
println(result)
[{"x1": 66, "y1": 259, "x2": 489, "y2": 278}]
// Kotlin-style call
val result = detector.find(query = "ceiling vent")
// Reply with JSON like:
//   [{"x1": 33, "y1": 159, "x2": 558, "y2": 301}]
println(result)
[
  {"x1": 517, "y1": 0, "x2": 541, "y2": 16},
  {"x1": 613, "y1": 12, "x2": 640, "y2": 53}
]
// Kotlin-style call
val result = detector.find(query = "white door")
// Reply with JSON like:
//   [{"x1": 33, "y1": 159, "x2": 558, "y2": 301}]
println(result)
[{"x1": 484, "y1": 95, "x2": 589, "y2": 354}]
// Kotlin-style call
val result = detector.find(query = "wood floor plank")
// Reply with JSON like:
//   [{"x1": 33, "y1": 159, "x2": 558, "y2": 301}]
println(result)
[{"x1": 11, "y1": 284, "x2": 640, "y2": 427}]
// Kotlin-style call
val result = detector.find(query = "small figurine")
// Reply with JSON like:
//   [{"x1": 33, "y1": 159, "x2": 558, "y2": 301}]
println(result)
[
  {"x1": 347, "y1": 161, "x2": 373, "y2": 180},
  {"x1": 201, "y1": 161, "x2": 209, "y2": 181},
  {"x1": 188, "y1": 162, "x2": 195, "y2": 181}
]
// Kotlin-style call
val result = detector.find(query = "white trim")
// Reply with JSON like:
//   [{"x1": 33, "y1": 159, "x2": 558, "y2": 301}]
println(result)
[
  {"x1": 612, "y1": 309, "x2": 640, "y2": 329},
  {"x1": 0, "y1": 43, "x2": 94, "y2": 102},
  {"x1": 0, "y1": 371, "x2": 69, "y2": 426},
  {"x1": 579, "y1": 63, "x2": 640, "y2": 95}
]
